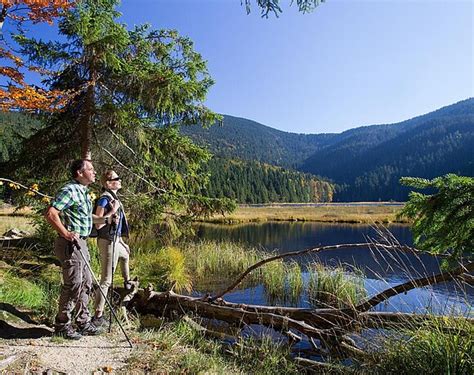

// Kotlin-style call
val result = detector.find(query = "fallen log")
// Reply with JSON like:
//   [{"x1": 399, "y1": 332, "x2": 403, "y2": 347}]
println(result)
[
  {"x1": 0, "y1": 302, "x2": 38, "y2": 325},
  {"x1": 130, "y1": 287, "x2": 343, "y2": 341},
  {"x1": 127, "y1": 251, "x2": 473, "y2": 344}
]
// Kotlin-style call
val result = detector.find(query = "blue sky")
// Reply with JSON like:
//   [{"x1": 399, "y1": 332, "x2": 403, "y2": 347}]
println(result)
[
  {"x1": 4, "y1": 0, "x2": 472, "y2": 134},
  {"x1": 116, "y1": 0, "x2": 473, "y2": 134}
]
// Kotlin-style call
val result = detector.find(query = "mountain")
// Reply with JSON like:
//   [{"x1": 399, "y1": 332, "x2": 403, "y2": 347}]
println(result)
[
  {"x1": 300, "y1": 98, "x2": 474, "y2": 200},
  {"x1": 183, "y1": 98, "x2": 474, "y2": 201},
  {"x1": 181, "y1": 115, "x2": 337, "y2": 169},
  {"x1": 0, "y1": 112, "x2": 42, "y2": 163}
]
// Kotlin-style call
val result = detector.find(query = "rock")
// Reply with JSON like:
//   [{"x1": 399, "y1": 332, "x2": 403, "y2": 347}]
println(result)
[{"x1": 2, "y1": 228, "x2": 30, "y2": 238}]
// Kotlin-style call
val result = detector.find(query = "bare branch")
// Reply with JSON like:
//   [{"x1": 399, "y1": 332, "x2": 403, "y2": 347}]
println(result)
[
  {"x1": 213, "y1": 242, "x2": 418, "y2": 300},
  {"x1": 0, "y1": 178, "x2": 53, "y2": 199},
  {"x1": 356, "y1": 262, "x2": 474, "y2": 312},
  {"x1": 107, "y1": 127, "x2": 136, "y2": 155}
]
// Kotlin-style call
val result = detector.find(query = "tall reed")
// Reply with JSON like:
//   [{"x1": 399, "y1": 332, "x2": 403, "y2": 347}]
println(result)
[
  {"x1": 371, "y1": 316, "x2": 474, "y2": 374},
  {"x1": 308, "y1": 263, "x2": 366, "y2": 308},
  {"x1": 261, "y1": 259, "x2": 287, "y2": 302},
  {"x1": 183, "y1": 240, "x2": 261, "y2": 284}
]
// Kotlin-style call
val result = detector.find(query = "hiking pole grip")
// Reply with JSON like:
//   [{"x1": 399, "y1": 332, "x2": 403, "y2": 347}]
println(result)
[{"x1": 72, "y1": 240, "x2": 133, "y2": 348}]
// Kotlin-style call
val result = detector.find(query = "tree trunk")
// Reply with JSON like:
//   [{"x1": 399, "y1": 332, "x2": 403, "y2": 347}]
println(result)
[{"x1": 80, "y1": 52, "x2": 97, "y2": 160}]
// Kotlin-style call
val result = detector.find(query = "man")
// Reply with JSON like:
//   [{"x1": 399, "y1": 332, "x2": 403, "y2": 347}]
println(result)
[{"x1": 45, "y1": 159, "x2": 116, "y2": 339}]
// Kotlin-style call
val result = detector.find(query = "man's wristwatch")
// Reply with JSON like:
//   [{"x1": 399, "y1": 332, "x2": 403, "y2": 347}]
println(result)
[{"x1": 104, "y1": 217, "x2": 108, "y2": 224}]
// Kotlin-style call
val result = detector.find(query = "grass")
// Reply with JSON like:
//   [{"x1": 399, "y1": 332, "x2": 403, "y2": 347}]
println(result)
[
  {"x1": 0, "y1": 269, "x2": 45, "y2": 309},
  {"x1": 1, "y1": 217, "x2": 472, "y2": 374},
  {"x1": 206, "y1": 203, "x2": 406, "y2": 224},
  {"x1": 132, "y1": 240, "x2": 262, "y2": 293},
  {"x1": 124, "y1": 318, "x2": 299, "y2": 374},
  {"x1": 183, "y1": 240, "x2": 261, "y2": 283},
  {"x1": 308, "y1": 263, "x2": 367, "y2": 308},
  {"x1": 0, "y1": 264, "x2": 62, "y2": 321},
  {"x1": 261, "y1": 259, "x2": 287, "y2": 302},
  {"x1": 133, "y1": 240, "x2": 308, "y2": 305},
  {"x1": 369, "y1": 317, "x2": 474, "y2": 374},
  {"x1": 131, "y1": 239, "x2": 368, "y2": 307},
  {"x1": 286, "y1": 261, "x2": 304, "y2": 303},
  {"x1": 132, "y1": 246, "x2": 192, "y2": 293},
  {"x1": 0, "y1": 214, "x2": 33, "y2": 235}
]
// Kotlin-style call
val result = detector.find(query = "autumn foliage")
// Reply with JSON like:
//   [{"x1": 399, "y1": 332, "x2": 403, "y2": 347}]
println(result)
[
  {"x1": 0, "y1": 0, "x2": 75, "y2": 111},
  {"x1": 0, "y1": 0, "x2": 72, "y2": 24}
]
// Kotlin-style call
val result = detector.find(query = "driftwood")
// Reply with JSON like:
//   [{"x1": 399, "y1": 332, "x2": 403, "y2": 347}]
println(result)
[{"x1": 127, "y1": 242, "x2": 473, "y2": 362}]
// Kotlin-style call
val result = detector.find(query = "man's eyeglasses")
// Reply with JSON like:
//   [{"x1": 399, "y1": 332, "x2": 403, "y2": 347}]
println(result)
[{"x1": 107, "y1": 177, "x2": 121, "y2": 181}]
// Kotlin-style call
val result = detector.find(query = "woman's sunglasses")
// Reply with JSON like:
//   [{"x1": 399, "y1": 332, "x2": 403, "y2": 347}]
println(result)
[{"x1": 107, "y1": 177, "x2": 121, "y2": 181}]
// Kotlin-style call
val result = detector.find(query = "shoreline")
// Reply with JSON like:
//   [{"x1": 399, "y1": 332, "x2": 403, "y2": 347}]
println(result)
[{"x1": 203, "y1": 202, "x2": 408, "y2": 224}]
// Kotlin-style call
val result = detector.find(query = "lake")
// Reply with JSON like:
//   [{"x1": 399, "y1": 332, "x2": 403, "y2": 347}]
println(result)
[{"x1": 194, "y1": 222, "x2": 473, "y2": 316}]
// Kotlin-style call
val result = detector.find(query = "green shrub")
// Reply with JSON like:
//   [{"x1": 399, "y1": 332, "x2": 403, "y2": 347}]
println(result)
[
  {"x1": 133, "y1": 246, "x2": 192, "y2": 293},
  {"x1": 32, "y1": 213, "x2": 57, "y2": 251}
]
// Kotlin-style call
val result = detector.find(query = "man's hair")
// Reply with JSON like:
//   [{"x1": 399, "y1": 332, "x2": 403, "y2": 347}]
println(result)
[{"x1": 70, "y1": 159, "x2": 89, "y2": 178}]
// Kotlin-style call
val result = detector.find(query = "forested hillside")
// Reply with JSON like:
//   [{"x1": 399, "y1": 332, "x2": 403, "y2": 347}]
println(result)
[
  {"x1": 204, "y1": 158, "x2": 334, "y2": 203},
  {"x1": 181, "y1": 115, "x2": 336, "y2": 168},
  {"x1": 2, "y1": 99, "x2": 472, "y2": 202},
  {"x1": 301, "y1": 98, "x2": 474, "y2": 200},
  {"x1": 0, "y1": 112, "x2": 42, "y2": 163},
  {"x1": 184, "y1": 99, "x2": 474, "y2": 201}
]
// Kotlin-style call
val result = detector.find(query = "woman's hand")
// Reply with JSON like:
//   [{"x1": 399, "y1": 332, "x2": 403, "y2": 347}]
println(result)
[{"x1": 110, "y1": 199, "x2": 121, "y2": 214}]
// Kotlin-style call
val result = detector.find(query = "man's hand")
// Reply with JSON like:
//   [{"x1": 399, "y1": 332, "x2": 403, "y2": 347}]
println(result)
[
  {"x1": 63, "y1": 231, "x2": 79, "y2": 242},
  {"x1": 45, "y1": 206, "x2": 76, "y2": 240}
]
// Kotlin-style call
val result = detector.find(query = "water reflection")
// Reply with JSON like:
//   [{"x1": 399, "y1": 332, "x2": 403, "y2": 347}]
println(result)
[
  {"x1": 195, "y1": 222, "x2": 473, "y2": 314},
  {"x1": 195, "y1": 222, "x2": 435, "y2": 278}
]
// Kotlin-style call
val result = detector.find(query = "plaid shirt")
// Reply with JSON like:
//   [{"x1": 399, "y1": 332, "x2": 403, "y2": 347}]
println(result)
[{"x1": 51, "y1": 180, "x2": 93, "y2": 237}]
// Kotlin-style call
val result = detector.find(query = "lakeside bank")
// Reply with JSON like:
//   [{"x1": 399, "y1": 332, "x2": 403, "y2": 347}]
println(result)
[{"x1": 203, "y1": 202, "x2": 407, "y2": 224}]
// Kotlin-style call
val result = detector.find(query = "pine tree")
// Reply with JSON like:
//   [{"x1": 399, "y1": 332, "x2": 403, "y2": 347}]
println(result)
[
  {"x1": 7, "y1": 0, "x2": 234, "y2": 230},
  {"x1": 399, "y1": 174, "x2": 474, "y2": 261}
]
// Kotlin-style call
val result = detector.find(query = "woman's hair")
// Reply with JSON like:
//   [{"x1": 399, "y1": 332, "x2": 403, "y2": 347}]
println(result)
[{"x1": 100, "y1": 169, "x2": 116, "y2": 187}]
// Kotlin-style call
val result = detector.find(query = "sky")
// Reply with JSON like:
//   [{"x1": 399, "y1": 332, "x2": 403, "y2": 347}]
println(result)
[
  {"x1": 5, "y1": 0, "x2": 473, "y2": 134},
  {"x1": 115, "y1": 0, "x2": 473, "y2": 134}
]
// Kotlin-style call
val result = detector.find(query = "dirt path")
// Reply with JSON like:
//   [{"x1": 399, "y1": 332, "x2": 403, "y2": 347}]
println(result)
[{"x1": 0, "y1": 332, "x2": 133, "y2": 374}]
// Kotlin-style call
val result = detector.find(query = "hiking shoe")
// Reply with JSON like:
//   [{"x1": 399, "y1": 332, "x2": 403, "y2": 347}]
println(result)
[
  {"x1": 54, "y1": 325, "x2": 82, "y2": 340},
  {"x1": 124, "y1": 280, "x2": 133, "y2": 290},
  {"x1": 91, "y1": 315, "x2": 109, "y2": 328},
  {"x1": 78, "y1": 321, "x2": 101, "y2": 336}
]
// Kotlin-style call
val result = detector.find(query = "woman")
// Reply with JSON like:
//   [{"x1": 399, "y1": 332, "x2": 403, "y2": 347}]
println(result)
[{"x1": 92, "y1": 169, "x2": 131, "y2": 327}]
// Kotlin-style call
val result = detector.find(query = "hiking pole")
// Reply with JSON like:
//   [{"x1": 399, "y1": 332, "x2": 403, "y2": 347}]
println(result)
[
  {"x1": 108, "y1": 216, "x2": 119, "y2": 333},
  {"x1": 72, "y1": 240, "x2": 133, "y2": 348}
]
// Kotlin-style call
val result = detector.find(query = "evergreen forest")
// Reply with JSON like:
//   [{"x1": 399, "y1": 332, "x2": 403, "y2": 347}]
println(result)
[{"x1": 184, "y1": 99, "x2": 474, "y2": 201}]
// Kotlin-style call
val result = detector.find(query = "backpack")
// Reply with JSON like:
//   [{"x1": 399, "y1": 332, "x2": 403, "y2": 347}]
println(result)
[{"x1": 89, "y1": 191, "x2": 114, "y2": 238}]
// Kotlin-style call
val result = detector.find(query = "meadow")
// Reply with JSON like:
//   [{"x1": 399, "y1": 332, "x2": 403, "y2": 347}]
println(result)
[{"x1": 205, "y1": 203, "x2": 406, "y2": 224}]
